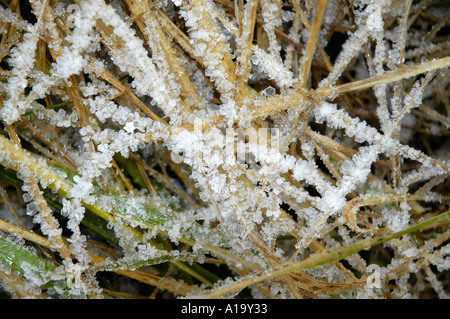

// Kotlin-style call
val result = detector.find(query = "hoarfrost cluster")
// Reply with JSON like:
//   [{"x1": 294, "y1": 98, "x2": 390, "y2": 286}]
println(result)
[{"x1": 0, "y1": 0, "x2": 448, "y2": 299}]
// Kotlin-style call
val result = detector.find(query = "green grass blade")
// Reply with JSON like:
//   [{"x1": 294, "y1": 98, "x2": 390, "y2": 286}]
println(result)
[
  {"x1": 290, "y1": 210, "x2": 450, "y2": 271},
  {"x1": 0, "y1": 236, "x2": 70, "y2": 296}
]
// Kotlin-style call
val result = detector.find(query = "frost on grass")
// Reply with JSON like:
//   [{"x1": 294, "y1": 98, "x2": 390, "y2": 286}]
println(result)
[{"x1": 0, "y1": 0, "x2": 449, "y2": 299}]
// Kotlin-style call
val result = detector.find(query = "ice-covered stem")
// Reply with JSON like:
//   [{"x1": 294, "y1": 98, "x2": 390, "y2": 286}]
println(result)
[
  {"x1": 244, "y1": 56, "x2": 450, "y2": 122},
  {"x1": 389, "y1": 0, "x2": 413, "y2": 189},
  {"x1": 85, "y1": 56, "x2": 168, "y2": 126},
  {"x1": 300, "y1": 0, "x2": 327, "y2": 87},
  {"x1": 318, "y1": 3, "x2": 373, "y2": 89},
  {"x1": 235, "y1": 0, "x2": 258, "y2": 85},
  {"x1": 0, "y1": 236, "x2": 62, "y2": 297},
  {"x1": 70, "y1": 0, "x2": 182, "y2": 123},
  {"x1": 386, "y1": 71, "x2": 436, "y2": 138},
  {"x1": 319, "y1": 56, "x2": 450, "y2": 98},
  {"x1": 22, "y1": 177, "x2": 71, "y2": 257},
  {"x1": 313, "y1": 102, "x2": 450, "y2": 172},
  {"x1": 260, "y1": 0, "x2": 282, "y2": 64},
  {"x1": 0, "y1": 269, "x2": 46, "y2": 298},
  {"x1": 139, "y1": 12, "x2": 203, "y2": 112},
  {"x1": 0, "y1": 135, "x2": 71, "y2": 256},
  {"x1": 129, "y1": 1, "x2": 196, "y2": 115},
  {"x1": 0, "y1": 214, "x2": 52, "y2": 249},
  {"x1": 0, "y1": 133, "x2": 100, "y2": 296},
  {"x1": 88, "y1": 254, "x2": 200, "y2": 296},
  {"x1": 0, "y1": 135, "x2": 251, "y2": 273},
  {"x1": 197, "y1": 210, "x2": 450, "y2": 299},
  {"x1": 0, "y1": 0, "x2": 46, "y2": 124},
  {"x1": 180, "y1": 0, "x2": 248, "y2": 109},
  {"x1": 342, "y1": 193, "x2": 448, "y2": 233},
  {"x1": 0, "y1": 134, "x2": 110, "y2": 222},
  {"x1": 252, "y1": 47, "x2": 294, "y2": 89}
]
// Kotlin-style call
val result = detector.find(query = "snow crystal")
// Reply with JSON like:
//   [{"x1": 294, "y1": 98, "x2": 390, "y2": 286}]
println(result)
[
  {"x1": 124, "y1": 122, "x2": 136, "y2": 133},
  {"x1": 366, "y1": 4, "x2": 383, "y2": 32},
  {"x1": 384, "y1": 208, "x2": 406, "y2": 232}
]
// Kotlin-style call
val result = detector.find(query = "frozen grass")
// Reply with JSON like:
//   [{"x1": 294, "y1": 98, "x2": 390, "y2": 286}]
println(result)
[{"x1": 0, "y1": 0, "x2": 449, "y2": 299}]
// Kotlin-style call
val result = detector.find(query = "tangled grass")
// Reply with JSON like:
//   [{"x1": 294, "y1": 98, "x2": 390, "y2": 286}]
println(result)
[{"x1": 0, "y1": 0, "x2": 449, "y2": 299}]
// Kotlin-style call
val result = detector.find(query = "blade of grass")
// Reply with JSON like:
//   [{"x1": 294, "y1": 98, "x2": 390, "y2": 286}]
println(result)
[
  {"x1": 0, "y1": 218, "x2": 52, "y2": 248},
  {"x1": 0, "y1": 236, "x2": 69, "y2": 294},
  {"x1": 320, "y1": 56, "x2": 450, "y2": 98},
  {"x1": 300, "y1": 0, "x2": 328, "y2": 87},
  {"x1": 0, "y1": 134, "x2": 254, "y2": 286}
]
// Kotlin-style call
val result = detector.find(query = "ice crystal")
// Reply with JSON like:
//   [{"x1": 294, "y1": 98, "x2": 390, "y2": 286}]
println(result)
[{"x1": 0, "y1": 0, "x2": 448, "y2": 300}]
